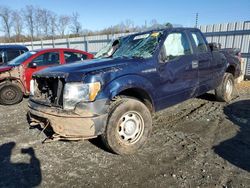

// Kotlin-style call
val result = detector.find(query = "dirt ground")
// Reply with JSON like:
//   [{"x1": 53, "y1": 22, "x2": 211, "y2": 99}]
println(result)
[{"x1": 0, "y1": 81, "x2": 250, "y2": 188}]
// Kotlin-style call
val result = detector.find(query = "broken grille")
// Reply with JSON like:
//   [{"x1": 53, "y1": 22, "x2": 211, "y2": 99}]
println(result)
[{"x1": 32, "y1": 77, "x2": 65, "y2": 108}]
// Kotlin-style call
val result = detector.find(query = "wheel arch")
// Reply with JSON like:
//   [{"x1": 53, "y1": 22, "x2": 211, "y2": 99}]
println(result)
[
  {"x1": 0, "y1": 78, "x2": 26, "y2": 94},
  {"x1": 102, "y1": 75, "x2": 156, "y2": 113},
  {"x1": 226, "y1": 65, "x2": 236, "y2": 77}
]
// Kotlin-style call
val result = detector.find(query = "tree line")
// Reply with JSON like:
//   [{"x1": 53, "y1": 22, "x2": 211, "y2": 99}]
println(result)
[
  {"x1": 0, "y1": 5, "x2": 84, "y2": 43},
  {"x1": 0, "y1": 5, "x2": 173, "y2": 43}
]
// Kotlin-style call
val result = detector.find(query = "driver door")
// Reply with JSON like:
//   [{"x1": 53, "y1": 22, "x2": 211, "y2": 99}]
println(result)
[
  {"x1": 155, "y1": 31, "x2": 199, "y2": 110},
  {"x1": 24, "y1": 51, "x2": 60, "y2": 91}
]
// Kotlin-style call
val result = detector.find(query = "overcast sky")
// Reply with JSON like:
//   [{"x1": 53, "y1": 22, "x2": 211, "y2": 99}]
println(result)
[{"x1": 0, "y1": 0, "x2": 249, "y2": 30}]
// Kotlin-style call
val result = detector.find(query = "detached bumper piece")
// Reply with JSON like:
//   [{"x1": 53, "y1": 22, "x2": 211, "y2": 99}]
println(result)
[{"x1": 28, "y1": 100, "x2": 107, "y2": 141}]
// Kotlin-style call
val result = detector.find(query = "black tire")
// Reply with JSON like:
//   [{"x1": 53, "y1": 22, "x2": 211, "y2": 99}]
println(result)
[
  {"x1": 101, "y1": 97, "x2": 152, "y2": 155},
  {"x1": 0, "y1": 84, "x2": 23, "y2": 105},
  {"x1": 215, "y1": 73, "x2": 234, "y2": 102}
]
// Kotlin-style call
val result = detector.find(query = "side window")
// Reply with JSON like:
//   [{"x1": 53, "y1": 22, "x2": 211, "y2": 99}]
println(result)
[
  {"x1": 162, "y1": 32, "x2": 191, "y2": 61},
  {"x1": 0, "y1": 51, "x2": 4, "y2": 64},
  {"x1": 7, "y1": 50, "x2": 20, "y2": 61},
  {"x1": 64, "y1": 51, "x2": 87, "y2": 63},
  {"x1": 191, "y1": 31, "x2": 208, "y2": 53},
  {"x1": 31, "y1": 52, "x2": 60, "y2": 67}
]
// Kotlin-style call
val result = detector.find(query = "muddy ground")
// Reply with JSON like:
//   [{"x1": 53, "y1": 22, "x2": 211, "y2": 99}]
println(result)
[{"x1": 0, "y1": 81, "x2": 250, "y2": 188}]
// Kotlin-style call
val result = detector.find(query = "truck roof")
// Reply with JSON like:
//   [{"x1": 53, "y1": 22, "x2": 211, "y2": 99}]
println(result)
[
  {"x1": 140, "y1": 27, "x2": 200, "y2": 34},
  {"x1": 0, "y1": 45, "x2": 28, "y2": 50},
  {"x1": 30, "y1": 48, "x2": 90, "y2": 53},
  {"x1": 118, "y1": 27, "x2": 201, "y2": 40}
]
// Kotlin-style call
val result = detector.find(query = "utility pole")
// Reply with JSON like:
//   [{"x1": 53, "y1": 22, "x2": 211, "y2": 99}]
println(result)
[{"x1": 195, "y1": 13, "x2": 199, "y2": 28}]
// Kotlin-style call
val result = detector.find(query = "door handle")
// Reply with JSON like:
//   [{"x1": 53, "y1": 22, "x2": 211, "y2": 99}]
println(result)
[{"x1": 192, "y1": 60, "x2": 199, "y2": 69}]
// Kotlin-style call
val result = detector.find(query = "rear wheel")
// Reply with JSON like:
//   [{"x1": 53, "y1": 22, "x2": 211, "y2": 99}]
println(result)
[
  {"x1": 215, "y1": 73, "x2": 234, "y2": 102},
  {"x1": 101, "y1": 97, "x2": 152, "y2": 155},
  {"x1": 0, "y1": 84, "x2": 23, "y2": 105}
]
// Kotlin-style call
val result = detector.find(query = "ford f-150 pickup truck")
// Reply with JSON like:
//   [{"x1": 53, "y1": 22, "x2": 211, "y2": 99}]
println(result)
[{"x1": 28, "y1": 28, "x2": 238, "y2": 155}]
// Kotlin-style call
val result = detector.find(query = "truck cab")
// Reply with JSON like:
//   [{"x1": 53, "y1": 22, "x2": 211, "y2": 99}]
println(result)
[
  {"x1": 0, "y1": 45, "x2": 28, "y2": 65},
  {"x1": 28, "y1": 28, "x2": 235, "y2": 154}
]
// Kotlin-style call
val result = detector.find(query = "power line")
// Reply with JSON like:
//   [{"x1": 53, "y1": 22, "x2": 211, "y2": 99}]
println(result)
[{"x1": 195, "y1": 13, "x2": 199, "y2": 28}]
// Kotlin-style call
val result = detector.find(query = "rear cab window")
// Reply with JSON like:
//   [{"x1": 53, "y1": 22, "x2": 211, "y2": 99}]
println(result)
[
  {"x1": 64, "y1": 51, "x2": 88, "y2": 63},
  {"x1": 190, "y1": 31, "x2": 208, "y2": 53},
  {"x1": 7, "y1": 50, "x2": 21, "y2": 61},
  {"x1": 0, "y1": 51, "x2": 4, "y2": 64}
]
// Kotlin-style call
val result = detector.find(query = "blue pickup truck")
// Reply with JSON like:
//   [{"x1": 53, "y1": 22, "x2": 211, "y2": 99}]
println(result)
[{"x1": 28, "y1": 28, "x2": 239, "y2": 154}]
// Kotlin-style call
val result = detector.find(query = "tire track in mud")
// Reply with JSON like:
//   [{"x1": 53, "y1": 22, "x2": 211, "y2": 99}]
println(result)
[
  {"x1": 153, "y1": 97, "x2": 227, "y2": 131},
  {"x1": 153, "y1": 99, "x2": 209, "y2": 129}
]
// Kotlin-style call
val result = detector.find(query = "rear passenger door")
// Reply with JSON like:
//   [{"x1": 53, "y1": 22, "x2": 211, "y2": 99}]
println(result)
[
  {"x1": 156, "y1": 31, "x2": 198, "y2": 109},
  {"x1": 189, "y1": 31, "x2": 214, "y2": 93}
]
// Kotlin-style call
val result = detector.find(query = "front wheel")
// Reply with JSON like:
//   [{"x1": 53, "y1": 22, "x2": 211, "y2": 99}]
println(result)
[
  {"x1": 215, "y1": 73, "x2": 234, "y2": 102},
  {"x1": 0, "y1": 84, "x2": 23, "y2": 105},
  {"x1": 101, "y1": 97, "x2": 152, "y2": 155}
]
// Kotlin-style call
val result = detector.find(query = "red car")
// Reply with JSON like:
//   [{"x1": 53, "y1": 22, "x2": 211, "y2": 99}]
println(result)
[{"x1": 0, "y1": 48, "x2": 93, "y2": 105}]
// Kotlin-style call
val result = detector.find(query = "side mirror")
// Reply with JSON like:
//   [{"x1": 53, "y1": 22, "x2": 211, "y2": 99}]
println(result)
[
  {"x1": 159, "y1": 47, "x2": 168, "y2": 63},
  {"x1": 28, "y1": 62, "x2": 37, "y2": 68}
]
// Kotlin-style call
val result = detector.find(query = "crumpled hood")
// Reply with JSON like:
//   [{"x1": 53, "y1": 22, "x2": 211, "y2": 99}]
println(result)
[
  {"x1": 0, "y1": 65, "x2": 13, "y2": 73},
  {"x1": 34, "y1": 58, "x2": 131, "y2": 81}
]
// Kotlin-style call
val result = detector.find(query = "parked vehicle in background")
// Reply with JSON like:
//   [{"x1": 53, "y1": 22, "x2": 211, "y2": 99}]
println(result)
[
  {"x1": 0, "y1": 45, "x2": 28, "y2": 65},
  {"x1": 29, "y1": 28, "x2": 239, "y2": 155},
  {"x1": 0, "y1": 48, "x2": 93, "y2": 105}
]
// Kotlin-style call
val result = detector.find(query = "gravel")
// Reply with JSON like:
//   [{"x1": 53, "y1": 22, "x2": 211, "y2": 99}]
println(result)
[{"x1": 0, "y1": 81, "x2": 249, "y2": 187}]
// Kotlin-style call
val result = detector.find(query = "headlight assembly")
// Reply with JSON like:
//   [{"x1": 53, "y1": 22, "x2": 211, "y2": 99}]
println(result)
[
  {"x1": 63, "y1": 82, "x2": 101, "y2": 110},
  {"x1": 30, "y1": 79, "x2": 35, "y2": 96}
]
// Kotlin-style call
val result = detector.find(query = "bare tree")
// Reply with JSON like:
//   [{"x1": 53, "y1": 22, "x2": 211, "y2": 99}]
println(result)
[
  {"x1": 34, "y1": 8, "x2": 52, "y2": 38},
  {"x1": 40, "y1": 8, "x2": 51, "y2": 37},
  {"x1": 23, "y1": 5, "x2": 36, "y2": 41},
  {"x1": 70, "y1": 12, "x2": 82, "y2": 35},
  {"x1": 12, "y1": 10, "x2": 23, "y2": 41},
  {"x1": 34, "y1": 7, "x2": 43, "y2": 38},
  {"x1": 150, "y1": 19, "x2": 159, "y2": 27},
  {"x1": 0, "y1": 6, "x2": 12, "y2": 42},
  {"x1": 124, "y1": 19, "x2": 134, "y2": 31},
  {"x1": 58, "y1": 15, "x2": 70, "y2": 37},
  {"x1": 49, "y1": 12, "x2": 57, "y2": 38}
]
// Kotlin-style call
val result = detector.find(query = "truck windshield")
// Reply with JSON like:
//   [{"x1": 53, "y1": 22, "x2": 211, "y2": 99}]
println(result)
[
  {"x1": 94, "y1": 39, "x2": 118, "y2": 59},
  {"x1": 112, "y1": 31, "x2": 163, "y2": 59},
  {"x1": 95, "y1": 31, "x2": 163, "y2": 59},
  {"x1": 7, "y1": 51, "x2": 37, "y2": 66}
]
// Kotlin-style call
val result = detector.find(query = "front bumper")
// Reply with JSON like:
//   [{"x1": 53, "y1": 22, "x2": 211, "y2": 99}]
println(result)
[{"x1": 28, "y1": 99, "x2": 108, "y2": 138}]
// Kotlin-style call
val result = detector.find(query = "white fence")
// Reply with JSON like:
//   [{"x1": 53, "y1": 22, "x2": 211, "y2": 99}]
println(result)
[
  {"x1": 12, "y1": 33, "x2": 132, "y2": 54},
  {"x1": 200, "y1": 21, "x2": 250, "y2": 78}
]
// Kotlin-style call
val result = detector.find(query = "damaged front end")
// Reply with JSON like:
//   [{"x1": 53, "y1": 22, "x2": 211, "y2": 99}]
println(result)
[{"x1": 28, "y1": 74, "x2": 108, "y2": 142}]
